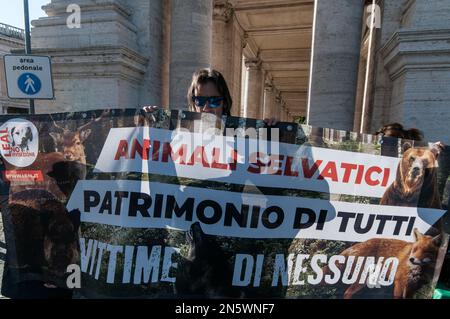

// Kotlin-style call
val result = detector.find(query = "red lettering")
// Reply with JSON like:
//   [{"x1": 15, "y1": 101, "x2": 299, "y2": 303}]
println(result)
[
  {"x1": 152, "y1": 140, "x2": 160, "y2": 161},
  {"x1": 187, "y1": 146, "x2": 210, "y2": 167},
  {"x1": 318, "y1": 161, "x2": 338, "y2": 182},
  {"x1": 365, "y1": 166, "x2": 382, "y2": 186},
  {"x1": 267, "y1": 155, "x2": 284, "y2": 175},
  {"x1": 130, "y1": 139, "x2": 151, "y2": 160},
  {"x1": 355, "y1": 165, "x2": 365, "y2": 184},
  {"x1": 341, "y1": 163, "x2": 358, "y2": 183},
  {"x1": 381, "y1": 168, "x2": 390, "y2": 187},
  {"x1": 248, "y1": 152, "x2": 267, "y2": 174},
  {"x1": 228, "y1": 149, "x2": 238, "y2": 171},
  {"x1": 114, "y1": 140, "x2": 129, "y2": 160},
  {"x1": 302, "y1": 158, "x2": 322, "y2": 179},
  {"x1": 4, "y1": 170, "x2": 44, "y2": 182},
  {"x1": 162, "y1": 142, "x2": 187, "y2": 164},
  {"x1": 284, "y1": 156, "x2": 299, "y2": 177},
  {"x1": 211, "y1": 147, "x2": 228, "y2": 170},
  {"x1": 0, "y1": 134, "x2": 9, "y2": 143}
]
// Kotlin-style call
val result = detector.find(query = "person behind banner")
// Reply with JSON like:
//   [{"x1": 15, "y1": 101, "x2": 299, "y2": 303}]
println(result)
[
  {"x1": 139, "y1": 69, "x2": 293, "y2": 298},
  {"x1": 140, "y1": 68, "x2": 278, "y2": 126},
  {"x1": 375, "y1": 123, "x2": 425, "y2": 157}
]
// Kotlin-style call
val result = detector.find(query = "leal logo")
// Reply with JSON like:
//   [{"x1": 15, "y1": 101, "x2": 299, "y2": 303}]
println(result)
[{"x1": 0, "y1": 119, "x2": 39, "y2": 167}]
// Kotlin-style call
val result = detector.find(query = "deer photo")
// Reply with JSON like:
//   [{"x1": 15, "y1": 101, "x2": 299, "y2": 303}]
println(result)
[{"x1": 6, "y1": 110, "x2": 110, "y2": 201}]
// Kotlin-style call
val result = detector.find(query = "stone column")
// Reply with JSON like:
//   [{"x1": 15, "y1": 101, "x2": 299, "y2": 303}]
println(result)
[
  {"x1": 279, "y1": 104, "x2": 284, "y2": 121},
  {"x1": 212, "y1": 1, "x2": 233, "y2": 79},
  {"x1": 271, "y1": 89, "x2": 279, "y2": 120},
  {"x1": 369, "y1": 0, "x2": 405, "y2": 133},
  {"x1": 170, "y1": 0, "x2": 213, "y2": 109},
  {"x1": 161, "y1": 0, "x2": 172, "y2": 108},
  {"x1": 283, "y1": 104, "x2": 289, "y2": 122},
  {"x1": 381, "y1": 0, "x2": 450, "y2": 143},
  {"x1": 308, "y1": 0, "x2": 365, "y2": 131},
  {"x1": 286, "y1": 108, "x2": 292, "y2": 122},
  {"x1": 263, "y1": 79, "x2": 275, "y2": 119},
  {"x1": 212, "y1": 0, "x2": 244, "y2": 117},
  {"x1": 129, "y1": 0, "x2": 164, "y2": 108},
  {"x1": 244, "y1": 58, "x2": 264, "y2": 119},
  {"x1": 275, "y1": 94, "x2": 283, "y2": 121},
  {"x1": 284, "y1": 100, "x2": 290, "y2": 122}
]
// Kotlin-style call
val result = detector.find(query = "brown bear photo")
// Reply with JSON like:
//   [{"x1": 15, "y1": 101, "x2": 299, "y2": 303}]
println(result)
[
  {"x1": 380, "y1": 142, "x2": 444, "y2": 234},
  {"x1": 380, "y1": 142, "x2": 443, "y2": 209}
]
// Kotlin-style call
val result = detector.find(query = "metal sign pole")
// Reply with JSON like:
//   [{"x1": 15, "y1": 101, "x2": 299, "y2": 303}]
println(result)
[{"x1": 23, "y1": 0, "x2": 35, "y2": 114}]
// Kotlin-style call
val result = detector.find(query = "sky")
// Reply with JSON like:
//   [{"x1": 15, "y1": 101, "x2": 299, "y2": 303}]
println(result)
[{"x1": 0, "y1": 0, "x2": 49, "y2": 29}]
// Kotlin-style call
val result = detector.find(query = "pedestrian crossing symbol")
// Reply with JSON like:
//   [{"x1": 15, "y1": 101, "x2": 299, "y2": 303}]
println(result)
[
  {"x1": 3, "y1": 55, "x2": 54, "y2": 99},
  {"x1": 18, "y1": 73, "x2": 42, "y2": 95}
]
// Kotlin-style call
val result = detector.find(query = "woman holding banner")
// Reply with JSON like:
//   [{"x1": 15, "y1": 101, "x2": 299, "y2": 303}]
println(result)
[
  {"x1": 140, "y1": 69, "x2": 288, "y2": 298},
  {"x1": 141, "y1": 68, "x2": 278, "y2": 125}
]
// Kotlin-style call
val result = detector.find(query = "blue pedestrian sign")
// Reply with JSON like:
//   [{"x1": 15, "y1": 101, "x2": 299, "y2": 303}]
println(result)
[
  {"x1": 18, "y1": 73, "x2": 42, "y2": 95},
  {"x1": 3, "y1": 55, "x2": 54, "y2": 99}
]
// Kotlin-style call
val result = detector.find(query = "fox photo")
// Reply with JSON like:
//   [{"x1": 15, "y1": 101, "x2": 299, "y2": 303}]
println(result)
[{"x1": 0, "y1": 0, "x2": 450, "y2": 307}]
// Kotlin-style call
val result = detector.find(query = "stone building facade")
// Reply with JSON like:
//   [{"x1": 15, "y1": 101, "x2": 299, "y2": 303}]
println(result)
[
  {"x1": 0, "y1": 23, "x2": 28, "y2": 113},
  {"x1": 27, "y1": 0, "x2": 309, "y2": 121},
  {"x1": 1, "y1": 0, "x2": 450, "y2": 143}
]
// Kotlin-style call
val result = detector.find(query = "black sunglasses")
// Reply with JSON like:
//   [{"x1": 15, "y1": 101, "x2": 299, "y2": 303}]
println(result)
[{"x1": 192, "y1": 96, "x2": 224, "y2": 108}]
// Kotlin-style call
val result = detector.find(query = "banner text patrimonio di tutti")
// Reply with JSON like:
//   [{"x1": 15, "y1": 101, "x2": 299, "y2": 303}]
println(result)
[{"x1": 0, "y1": 109, "x2": 448, "y2": 299}]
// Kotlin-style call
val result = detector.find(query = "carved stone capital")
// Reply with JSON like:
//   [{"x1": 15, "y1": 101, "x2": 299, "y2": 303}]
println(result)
[
  {"x1": 275, "y1": 97, "x2": 281, "y2": 105},
  {"x1": 264, "y1": 76, "x2": 274, "y2": 90},
  {"x1": 241, "y1": 38, "x2": 247, "y2": 49},
  {"x1": 244, "y1": 57, "x2": 261, "y2": 70},
  {"x1": 213, "y1": 1, "x2": 233, "y2": 22}
]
